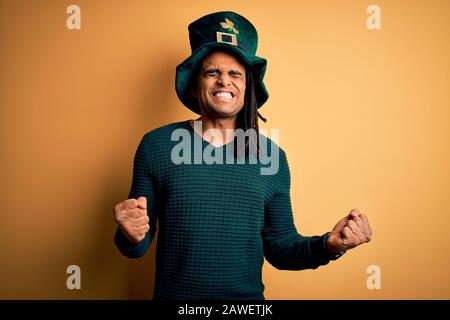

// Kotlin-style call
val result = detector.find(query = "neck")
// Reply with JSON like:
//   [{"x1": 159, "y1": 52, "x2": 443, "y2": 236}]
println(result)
[
  {"x1": 192, "y1": 114, "x2": 237, "y2": 147},
  {"x1": 199, "y1": 115, "x2": 236, "y2": 129}
]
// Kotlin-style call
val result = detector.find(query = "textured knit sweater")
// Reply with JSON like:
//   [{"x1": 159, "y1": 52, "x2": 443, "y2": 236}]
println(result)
[{"x1": 114, "y1": 120, "x2": 335, "y2": 300}]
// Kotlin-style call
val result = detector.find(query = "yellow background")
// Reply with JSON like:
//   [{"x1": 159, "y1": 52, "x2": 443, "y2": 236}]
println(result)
[{"x1": 1, "y1": 0, "x2": 449, "y2": 299}]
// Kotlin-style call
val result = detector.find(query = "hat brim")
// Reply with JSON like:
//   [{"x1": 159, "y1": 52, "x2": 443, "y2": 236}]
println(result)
[{"x1": 175, "y1": 42, "x2": 268, "y2": 115}]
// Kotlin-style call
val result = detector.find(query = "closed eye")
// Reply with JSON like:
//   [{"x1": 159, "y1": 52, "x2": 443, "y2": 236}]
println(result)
[
  {"x1": 204, "y1": 69, "x2": 220, "y2": 76},
  {"x1": 203, "y1": 69, "x2": 243, "y2": 78},
  {"x1": 229, "y1": 71, "x2": 242, "y2": 78}
]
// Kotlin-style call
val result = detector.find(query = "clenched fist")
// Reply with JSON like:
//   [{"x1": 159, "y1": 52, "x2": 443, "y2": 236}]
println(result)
[
  {"x1": 113, "y1": 196, "x2": 150, "y2": 243},
  {"x1": 327, "y1": 208, "x2": 372, "y2": 254}
]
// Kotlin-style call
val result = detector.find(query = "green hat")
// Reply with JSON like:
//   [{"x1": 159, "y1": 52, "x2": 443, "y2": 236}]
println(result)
[{"x1": 175, "y1": 11, "x2": 269, "y2": 115}]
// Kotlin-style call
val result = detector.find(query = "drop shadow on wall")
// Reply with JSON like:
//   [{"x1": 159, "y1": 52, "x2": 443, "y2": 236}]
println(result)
[{"x1": 96, "y1": 51, "x2": 183, "y2": 299}]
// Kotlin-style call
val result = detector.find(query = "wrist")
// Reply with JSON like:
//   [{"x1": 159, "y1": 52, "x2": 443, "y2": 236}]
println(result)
[{"x1": 323, "y1": 232, "x2": 345, "y2": 260}]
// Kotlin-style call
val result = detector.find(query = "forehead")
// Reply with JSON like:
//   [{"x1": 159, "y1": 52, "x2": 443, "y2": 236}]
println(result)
[{"x1": 201, "y1": 51, "x2": 245, "y2": 70}]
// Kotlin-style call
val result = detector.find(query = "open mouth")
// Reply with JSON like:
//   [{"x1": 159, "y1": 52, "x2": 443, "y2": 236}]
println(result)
[{"x1": 212, "y1": 91, "x2": 235, "y2": 102}]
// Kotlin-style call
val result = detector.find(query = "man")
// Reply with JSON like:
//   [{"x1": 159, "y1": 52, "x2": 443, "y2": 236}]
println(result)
[{"x1": 113, "y1": 11, "x2": 372, "y2": 300}]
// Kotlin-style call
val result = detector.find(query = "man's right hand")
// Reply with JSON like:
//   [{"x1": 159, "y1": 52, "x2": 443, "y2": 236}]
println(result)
[{"x1": 113, "y1": 196, "x2": 150, "y2": 243}]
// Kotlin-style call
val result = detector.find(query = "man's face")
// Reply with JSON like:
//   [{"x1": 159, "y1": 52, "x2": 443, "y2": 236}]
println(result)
[{"x1": 193, "y1": 51, "x2": 246, "y2": 118}]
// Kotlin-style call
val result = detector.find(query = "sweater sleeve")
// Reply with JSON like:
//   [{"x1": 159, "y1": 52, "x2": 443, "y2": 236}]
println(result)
[
  {"x1": 261, "y1": 149, "x2": 333, "y2": 270},
  {"x1": 114, "y1": 134, "x2": 158, "y2": 259}
]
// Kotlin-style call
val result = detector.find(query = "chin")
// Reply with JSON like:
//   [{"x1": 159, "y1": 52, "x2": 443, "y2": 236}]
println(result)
[{"x1": 209, "y1": 104, "x2": 243, "y2": 117}]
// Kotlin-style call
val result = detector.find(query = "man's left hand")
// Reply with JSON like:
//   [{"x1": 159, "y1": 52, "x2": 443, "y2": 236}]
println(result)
[{"x1": 327, "y1": 208, "x2": 372, "y2": 254}]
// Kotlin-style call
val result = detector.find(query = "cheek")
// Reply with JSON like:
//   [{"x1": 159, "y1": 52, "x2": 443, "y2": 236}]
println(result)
[
  {"x1": 198, "y1": 81, "x2": 213, "y2": 96},
  {"x1": 237, "y1": 82, "x2": 246, "y2": 101},
  {"x1": 195, "y1": 84, "x2": 207, "y2": 100}
]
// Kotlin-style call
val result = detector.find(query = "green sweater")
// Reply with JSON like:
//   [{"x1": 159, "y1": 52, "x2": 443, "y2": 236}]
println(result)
[{"x1": 115, "y1": 120, "x2": 335, "y2": 300}]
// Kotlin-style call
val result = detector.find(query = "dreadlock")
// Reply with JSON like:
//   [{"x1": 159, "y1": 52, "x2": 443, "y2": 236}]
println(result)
[{"x1": 234, "y1": 68, "x2": 267, "y2": 160}]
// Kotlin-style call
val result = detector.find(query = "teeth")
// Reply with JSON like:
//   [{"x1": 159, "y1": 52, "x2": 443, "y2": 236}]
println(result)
[{"x1": 214, "y1": 92, "x2": 233, "y2": 101}]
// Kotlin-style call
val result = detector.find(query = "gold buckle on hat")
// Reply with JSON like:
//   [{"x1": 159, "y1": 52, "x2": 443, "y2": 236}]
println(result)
[{"x1": 216, "y1": 32, "x2": 238, "y2": 46}]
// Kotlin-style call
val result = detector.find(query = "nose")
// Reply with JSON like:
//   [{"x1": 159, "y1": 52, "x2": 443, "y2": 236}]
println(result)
[{"x1": 216, "y1": 73, "x2": 231, "y2": 86}]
